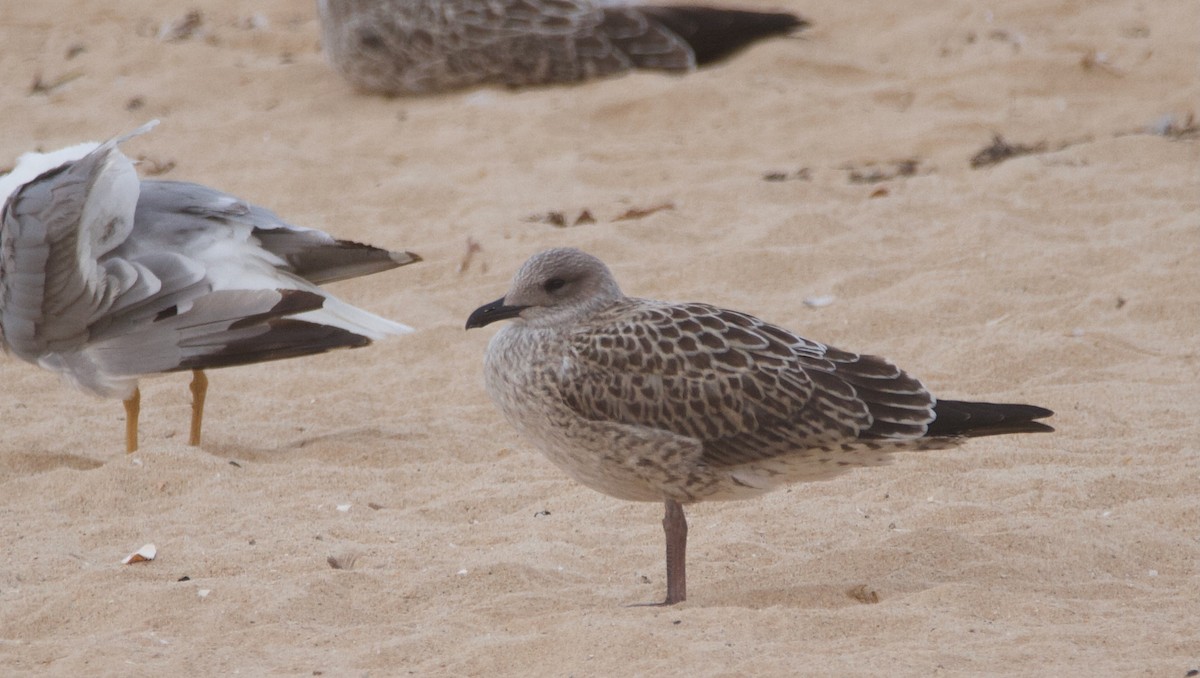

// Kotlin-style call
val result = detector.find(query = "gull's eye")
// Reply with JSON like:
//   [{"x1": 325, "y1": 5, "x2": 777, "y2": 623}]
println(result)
[{"x1": 543, "y1": 278, "x2": 566, "y2": 293}]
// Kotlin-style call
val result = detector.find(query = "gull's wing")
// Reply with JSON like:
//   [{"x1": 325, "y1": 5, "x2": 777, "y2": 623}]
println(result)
[
  {"x1": 85, "y1": 288, "x2": 371, "y2": 377},
  {"x1": 0, "y1": 122, "x2": 159, "y2": 363},
  {"x1": 558, "y1": 300, "x2": 937, "y2": 470},
  {"x1": 133, "y1": 180, "x2": 420, "y2": 285},
  {"x1": 82, "y1": 180, "x2": 415, "y2": 380},
  {"x1": 122, "y1": 180, "x2": 415, "y2": 342}
]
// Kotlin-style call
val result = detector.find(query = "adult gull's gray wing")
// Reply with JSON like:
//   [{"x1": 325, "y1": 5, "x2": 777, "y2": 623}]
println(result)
[
  {"x1": 133, "y1": 180, "x2": 420, "y2": 285},
  {"x1": 0, "y1": 122, "x2": 159, "y2": 373}
]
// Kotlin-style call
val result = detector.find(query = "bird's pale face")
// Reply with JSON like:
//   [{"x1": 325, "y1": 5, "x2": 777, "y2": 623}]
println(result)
[{"x1": 465, "y1": 248, "x2": 623, "y2": 330}]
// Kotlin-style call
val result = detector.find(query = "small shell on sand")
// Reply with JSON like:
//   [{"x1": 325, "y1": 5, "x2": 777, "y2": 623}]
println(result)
[{"x1": 122, "y1": 543, "x2": 157, "y2": 564}]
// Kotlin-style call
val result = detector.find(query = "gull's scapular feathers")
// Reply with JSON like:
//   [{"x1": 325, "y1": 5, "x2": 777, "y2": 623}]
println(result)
[
  {"x1": 0, "y1": 121, "x2": 419, "y2": 451},
  {"x1": 317, "y1": 0, "x2": 808, "y2": 95},
  {"x1": 467, "y1": 247, "x2": 1053, "y2": 604}
]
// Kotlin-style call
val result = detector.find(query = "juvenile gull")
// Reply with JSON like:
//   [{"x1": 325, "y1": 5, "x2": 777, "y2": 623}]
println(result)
[
  {"x1": 467, "y1": 247, "x2": 1054, "y2": 605},
  {"x1": 0, "y1": 122, "x2": 420, "y2": 453},
  {"x1": 317, "y1": 0, "x2": 808, "y2": 95}
]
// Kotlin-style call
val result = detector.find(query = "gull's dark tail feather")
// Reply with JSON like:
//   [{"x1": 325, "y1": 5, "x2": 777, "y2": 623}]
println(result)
[
  {"x1": 639, "y1": 6, "x2": 809, "y2": 66},
  {"x1": 927, "y1": 400, "x2": 1055, "y2": 438}
]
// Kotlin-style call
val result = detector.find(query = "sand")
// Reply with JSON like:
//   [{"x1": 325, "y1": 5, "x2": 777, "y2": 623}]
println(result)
[{"x1": 1, "y1": 0, "x2": 1197, "y2": 675}]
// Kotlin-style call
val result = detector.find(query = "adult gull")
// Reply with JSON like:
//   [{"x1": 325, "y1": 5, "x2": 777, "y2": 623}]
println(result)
[{"x1": 0, "y1": 121, "x2": 420, "y2": 452}]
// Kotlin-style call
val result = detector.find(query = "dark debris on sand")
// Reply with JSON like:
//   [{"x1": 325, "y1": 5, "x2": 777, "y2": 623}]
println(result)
[
  {"x1": 844, "y1": 159, "x2": 924, "y2": 184},
  {"x1": 526, "y1": 204, "x2": 666, "y2": 227},
  {"x1": 970, "y1": 135, "x2": 1049, "y2": 168}
]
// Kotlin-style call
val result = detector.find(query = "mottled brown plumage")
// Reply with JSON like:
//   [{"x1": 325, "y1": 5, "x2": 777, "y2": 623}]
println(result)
[
  {"x1": 467, "y1": 247, "x2": 1053, "y2": 604},
  {"x1": 317, "y1": 0, "x2": 807, "y2": 95}
]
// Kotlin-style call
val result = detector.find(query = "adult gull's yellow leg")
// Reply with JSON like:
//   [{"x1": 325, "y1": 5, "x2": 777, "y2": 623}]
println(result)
[
  {"x1": 189, "y1": 369, "x2": 208, "y2": 446},
  {"x1": 123, "y1": 388, "x2": 140, "y2": 453}
]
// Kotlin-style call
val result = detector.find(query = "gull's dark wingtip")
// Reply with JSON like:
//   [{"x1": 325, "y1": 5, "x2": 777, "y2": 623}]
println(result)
[
  {"x1": 639, "y1": 5, "x2": 810, "y2": 66},
  {"x1": 927, "y1": 400, "x2": 1055, "y2": 438}
]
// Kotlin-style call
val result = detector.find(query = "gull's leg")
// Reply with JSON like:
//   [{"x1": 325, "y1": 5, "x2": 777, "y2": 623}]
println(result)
[
  {"x1": 627, "y1": 498, "x2": 689, "y2": 607},
  {"x1": 189, "y1": 369, "x2": 208, "y2": 446},
  {"x1": 123, "y1": 388, "x2": 140, "y2": 453},
  {"x1": 662, "y1": 498, "x2": 688, "y2": 605}
]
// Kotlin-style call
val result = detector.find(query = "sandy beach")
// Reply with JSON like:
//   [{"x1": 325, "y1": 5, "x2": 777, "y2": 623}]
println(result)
[{"x1": 1, "y1": 0, "x2": 1198, "y2": 675}]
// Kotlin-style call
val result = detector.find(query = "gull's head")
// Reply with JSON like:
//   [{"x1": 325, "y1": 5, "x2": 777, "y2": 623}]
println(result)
[
  {"x1": 0, "y1": 141, "x2": 101, "y2": 207},
  {"x1": 465, "y1": 247, "x2": 624, "y2": 330}
]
